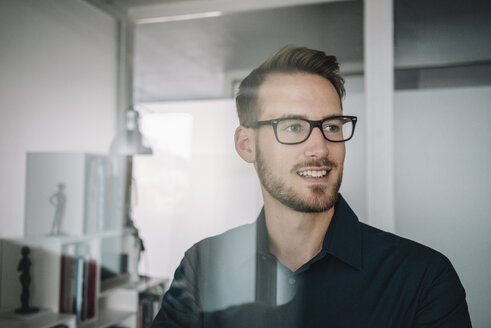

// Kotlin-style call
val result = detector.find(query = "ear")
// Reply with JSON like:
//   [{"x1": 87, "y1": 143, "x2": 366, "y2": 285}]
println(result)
[{"x1": 234, "y1": 126, "x2": 256, "y2": 163}]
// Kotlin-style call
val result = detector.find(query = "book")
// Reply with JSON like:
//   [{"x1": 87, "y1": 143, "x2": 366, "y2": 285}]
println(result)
[
  {"x1": 59, "y1": 242, "x2": 96, "y2": 323},
  {"x1": 59, "y1": 254, "x2": 67, "y2": 313},
  {"x1": 74, "y1": 256, "x2": 84, "y2": 322},
  {"x1": 87, "y1": 259, "x2": 97, "y2": 319},
  {"x1": 140, "y1": 298, "x2": 153, "y2": 328},
  {"x1": 81, "y1": 259, "x2": 89, "y2": 321}
]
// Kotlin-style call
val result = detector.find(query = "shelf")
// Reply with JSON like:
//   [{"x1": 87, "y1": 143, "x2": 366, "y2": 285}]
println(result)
[
  {"x1": 79, "y1": 308, "x2": 135, "y2": 328},
  {"x1": 99, "y1": 276, "x2": 168, "y2": 298},
  {"x1": 126, "y1": 276, "x2": 168, "y2": 293},
  {"x1": 0, "y1": 309, "x2": 76, "y2": 328}
]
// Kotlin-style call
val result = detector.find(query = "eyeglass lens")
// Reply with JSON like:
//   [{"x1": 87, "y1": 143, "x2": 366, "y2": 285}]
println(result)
[{"x1": 276, "y1": 118, "x2": 354, "y2": 144}]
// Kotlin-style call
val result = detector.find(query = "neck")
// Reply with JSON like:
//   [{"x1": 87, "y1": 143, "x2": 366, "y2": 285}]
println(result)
[{"x1": 263, "y1": 194, "x2": 335, "y2": 272}]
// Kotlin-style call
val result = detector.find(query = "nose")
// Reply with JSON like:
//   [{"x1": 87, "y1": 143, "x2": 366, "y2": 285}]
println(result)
[{"x1": 303, "y1": 126, "x2": 329, "y2": 159}]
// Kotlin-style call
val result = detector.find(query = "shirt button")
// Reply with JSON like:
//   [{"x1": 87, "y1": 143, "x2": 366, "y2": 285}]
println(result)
[
  {"x1": 261, "y1": 255, "x2": 267, "y2": 261},
  {"x1": 288, "y1": 277, "x2": 296, "y2": 285}
]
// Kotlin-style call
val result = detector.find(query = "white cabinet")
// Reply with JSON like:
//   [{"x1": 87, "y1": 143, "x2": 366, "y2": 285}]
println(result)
[{"x1": 24, "y1": 152, "x2": 116, "y2": 237}]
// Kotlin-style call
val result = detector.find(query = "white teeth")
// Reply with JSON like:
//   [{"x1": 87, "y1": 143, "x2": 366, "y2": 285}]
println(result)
[{"x1": 298, "y1": 170, "x2": 328, "y2": 178}]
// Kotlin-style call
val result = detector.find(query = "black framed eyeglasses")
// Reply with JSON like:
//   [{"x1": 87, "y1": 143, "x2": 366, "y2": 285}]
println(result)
[{"x1": 248, "y1": 115, "x2": 358, "y2": 145}]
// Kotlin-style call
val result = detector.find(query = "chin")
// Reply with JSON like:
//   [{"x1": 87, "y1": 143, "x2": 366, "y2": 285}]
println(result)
[{"x1": 287, "y1": 189, "x2": 339, "y2": 213}]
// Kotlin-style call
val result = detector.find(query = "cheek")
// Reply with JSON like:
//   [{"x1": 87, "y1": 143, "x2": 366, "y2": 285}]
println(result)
[
  {"x1": 257, "y1": 138, "x2": 295, "y2": 169},
  {"x1": 256, "y1": 129, "x2": 280, "y2": 157},
  {"x1": 331, "y1": 144, "x2": 346, "y2": 164},
  {"x1": 264, "y1": 146, "x2": 289, "y2": 167}
]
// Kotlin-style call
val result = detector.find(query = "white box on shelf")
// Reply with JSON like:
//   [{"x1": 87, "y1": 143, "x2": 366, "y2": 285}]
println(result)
[{"x1": 24, "y1": 152, "x2": 116, "y2": 236}]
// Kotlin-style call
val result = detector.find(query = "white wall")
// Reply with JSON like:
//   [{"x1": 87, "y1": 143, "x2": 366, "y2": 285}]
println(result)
[
  {"x1": 0, "y1": 0, "x2": 118, "y2": 238},
  {"x1": 339, "y1": 76, "x2": 366, "y2": 220},
  {"x1": 133, "y1": 100, "x2": 262, "y2": 279},
  {"x1": 394, "y1": 86, "x2": 491, "y2": 328}
]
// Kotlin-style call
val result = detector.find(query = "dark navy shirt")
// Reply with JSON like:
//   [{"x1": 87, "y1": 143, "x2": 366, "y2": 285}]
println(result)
[{"x1": 152, "y1": 195, "x2": 471, "y2": 327}]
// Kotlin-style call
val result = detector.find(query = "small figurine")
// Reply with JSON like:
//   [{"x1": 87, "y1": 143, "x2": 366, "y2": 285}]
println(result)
[
  {"x1": 15, "y1": 246, "x2": 39, "y2": 314},
  {"x1": 49, "y1": 183, "x2": 66, "y2": 235}
]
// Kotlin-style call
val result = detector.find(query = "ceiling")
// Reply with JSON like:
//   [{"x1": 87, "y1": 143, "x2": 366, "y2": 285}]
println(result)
[
  {"x1": 133, "y1": 1, "x2": 363, "y2": 102},
  {"x1": 117, "y1": 0, "x2": 193, "y2": 6},
  {"x1": 112, "y1": 0, "x2": 491, "y2": 103}
]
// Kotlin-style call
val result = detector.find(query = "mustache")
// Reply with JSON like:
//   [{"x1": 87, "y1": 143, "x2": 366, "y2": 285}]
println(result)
[{"x1": 291, "y1": 158, "x2": 338, "y2": 172}]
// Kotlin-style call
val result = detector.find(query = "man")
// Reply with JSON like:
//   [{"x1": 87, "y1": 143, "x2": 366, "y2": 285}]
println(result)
[{"x1": 151, "y1": 46, "x2": 471, "y2": 327}]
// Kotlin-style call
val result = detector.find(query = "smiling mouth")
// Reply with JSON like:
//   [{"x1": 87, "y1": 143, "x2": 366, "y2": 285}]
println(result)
[{"x1": 297, "y1": 169, "x2": 329, "y2": 178}]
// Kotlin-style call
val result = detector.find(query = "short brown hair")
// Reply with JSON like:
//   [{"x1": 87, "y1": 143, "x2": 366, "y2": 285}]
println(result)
[{"x1": 235, "y1": 46, "x2": 345, "y2": 126}]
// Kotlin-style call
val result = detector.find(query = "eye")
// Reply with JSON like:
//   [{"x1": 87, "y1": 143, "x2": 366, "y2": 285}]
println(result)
[
  {"x1": 278, "y1": 119, "x2": 307, "y2": 134},
  {"x1": 285, "y1": 123, "x2": 303, "y2": 132},
  {"x1": 324, "y1": 124, "x2": 340, "y2": 133}
]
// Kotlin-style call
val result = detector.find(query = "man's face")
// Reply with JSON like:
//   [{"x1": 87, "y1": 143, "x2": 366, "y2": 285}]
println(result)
[{"x1": 254, "y1": 73, "x2": 345, "y2": 213}]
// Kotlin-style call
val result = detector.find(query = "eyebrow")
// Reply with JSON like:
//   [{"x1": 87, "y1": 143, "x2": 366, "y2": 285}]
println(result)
[{"x1": 276, "y1": 114, "x2": 343, "y2": 120}]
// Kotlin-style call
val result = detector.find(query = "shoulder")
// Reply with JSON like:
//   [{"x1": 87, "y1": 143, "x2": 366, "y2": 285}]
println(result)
[
  {"x1": 360, "y1": 222, "x2": 453, "y2": 274},
  {"x1": 194, "y1": 221, "x2": 256, "y2": 249},
  {"x1": 360, "y1": 223, "x2": 470, "y2": 326},
  {"x1": 180, "y1": 222, "x2": 259, "y2": 311},
  {"x1": 184, "y1": 221, "x2": 257, "y2": 265},
  {"x1": 358, "y1": 225, "x2": 471, "y2": 326}
]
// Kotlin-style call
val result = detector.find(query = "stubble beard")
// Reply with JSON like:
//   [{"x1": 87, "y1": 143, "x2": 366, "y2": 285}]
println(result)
[{"x1": 255, "y1": 147, "x2": 342, "y2": 213}]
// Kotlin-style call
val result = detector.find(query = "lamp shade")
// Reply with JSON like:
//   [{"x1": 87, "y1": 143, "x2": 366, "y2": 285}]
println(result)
[{"x1": 109, "y1": 109, "x2": 153, "y2": 155}]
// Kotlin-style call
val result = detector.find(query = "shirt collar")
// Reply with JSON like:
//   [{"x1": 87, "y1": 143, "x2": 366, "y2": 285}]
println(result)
[
  {"x1": 256, "y1": 207, "x2": 270, "y2": 256},
  {"x1": 322, "y1": 194, "x2": 362, "y2": 271},
  {"x1": 255, "y1": 193, "x2": 362, "y2": 271}
]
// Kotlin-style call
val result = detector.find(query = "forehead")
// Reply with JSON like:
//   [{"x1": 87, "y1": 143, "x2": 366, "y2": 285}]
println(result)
[{"x1": 257, "y1": 72, "x2": 342, "y2": 120}]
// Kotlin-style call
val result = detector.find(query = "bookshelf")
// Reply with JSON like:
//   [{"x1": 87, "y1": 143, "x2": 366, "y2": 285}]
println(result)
[
  {"x1": 96, "y1": 277, "x2": 167, "y2": 328},
  {"x1": 0, "y1": 230, "x2": 137, "y2": 325},
  {"x1": 0, "y1": 226, "x2": 167, "y2": 328},
  {"x1": 0, "y1": 152, "x2": 167, "y2": 327}
]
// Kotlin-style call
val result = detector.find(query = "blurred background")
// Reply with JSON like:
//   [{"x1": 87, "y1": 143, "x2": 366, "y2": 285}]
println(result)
[{"x1": 0, "y1": 0, "x2": 490, "y2": 326}]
